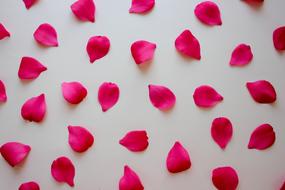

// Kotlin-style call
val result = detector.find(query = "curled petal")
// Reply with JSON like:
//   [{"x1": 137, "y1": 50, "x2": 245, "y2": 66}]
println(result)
[
  {"x1": 23, "y1": 0, "x2": 37, "y2": 9},
  {"x1": 18, "y1": 57, "x2": 47, "y2": 80},
  {"x1": 98, "y1": 82, "x2": 119, "y2": 112},
  {"x1": 212, "y1": 166, "x2": 239, "y2": 190},
  {"x1": 119, "y1": 130, "x2": 149, "y2": 152},
  {"x1": 194, "y1": 1, "x2": 222, "y2": 26},
  {"x1": 246, "y1": 80, "x2": 276, "y2": 104},
  {"x1": 21, "y1": 94, "x2": 46, "y2": 122},
  {"x1": 0, "y1": 142, "x2": 31, "y2": 167},
  {"x1": 86, "y1": 36, "x2": 110, "y2": 63},
  {"x1": 229, "y1": 44, "x2": 253, "y2": 66},
  {"x1": 71, "y1": 0, "x2": 95, "y2": 22},
  {"x1": 193, "y1": 85, "x2": 223, "y2": 108},
  {"x1": 119, "y1": 165, "x2": 144, "y2": 190},
  {"x1": 68, "y1": 126, "x2": 94, "y2": 153},
  {"x1": 273, "y1": 26, "x2": 285, "y2": 51},
  {"x1": 148, "y1": 84, "x2": 176, "y2": 110},
  {"x1": 33, "y1": 23, "x2": 58, "y2": 47},
  {"x1": 131, "y1": 40, "x2": 156, "y2": 64},
  {"x1": 211, "y1": 117, "x2": 233, "y2": 149},
  {"x1": 51, "y1": 156, "x2": 75, "y2": 187},
  {"x1": 19, "y1": 181, "x2": 40, "y2": 190},
  {"x1": 61, "y1": 82, "x2": 87, "y2": 104},
  {"x1": 166, "y1": 141, "x2": 191, "y2": 173},
  {"x1": 248, "y1": 123, "x2": 275, "y2": 150},
  {"x1": 129, "y1": 0, "x2": 155, "y2": 14},
  {"x1": 0, "y1": 23, "x2": 10, "y2": 40},
  {"x1": 0, "y1": 80, "x2": 7, "y2": 102}
]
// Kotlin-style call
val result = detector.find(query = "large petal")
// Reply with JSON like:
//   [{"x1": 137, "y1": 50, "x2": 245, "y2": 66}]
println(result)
[
  {"x1": 98, "y1": 82, "x2": 119, "y2": 112},
  {"x1": 0, "y1": 80, "x2": 7, "y2": 102},
  {"x1": 211, "y1": 117, "x2": 233, "y2": 149},
  {"x1": 212, "y1": 166, "x2": 239, "y2": 190},
  {"x1": 229, "y1": 44, "x2": 253, "y2": 66},
  {"x1": 23, "y1": 0, "x2": 38, "y2": 9},
  {"x1": 86, "y1": 36, "x2": 110, "y2": 63},
  {"x1": 19, "y1": 181, "x2": 40, "y2": 190},
  {"x1": 51, "y1": 156, "x2": 75, "y2": 187},
  {"x1": 273, "y1": 26, "x2": 285, "y2": 51},
  {"x1": 193, "y1": 85, "x2": 223, "y2": 108},
  {"x1": 71, "y1": 0, "x2": 95, "y2": 22},
  {"x1": 148, "y1": 84, "x2": 176, "y2": 110},
  {"x1": 129, "y1": 0, "x2": 155, "y2": 14},
  {"x1": 194, "y1": 1, "x2": 222, "y2": 26},
  {"x1": 21, "y1": 94, "x2": 46, "y2": 122},
  {"x1": 119, "y1": 130, "x2": 148, "y2": 152},
  {"x1": 246, "y1": 80, "x2": 277, "y2": 104},
  {"x1": 33, "y1": 23, "x2": 58, "y2": 47},
  {"x1": 61, "y1": 82, "x2": 87, "y2": 104},
  {"x1": 18, "y1": 57, "x2": 47, "y2": 80},
  {"x1": 119, "y1": 165, "x2": 144, "y2": 190},
  {"x1": 248, "y1": 123, "x2": 275, "y2": 150},
  {"x1": 68, "y1": 126, "x2": 94, "y2": 153},
  {"x1": 0, "y1": 23, "x2": 10, "y2": 40},
  {"x1": 131, "y1": 40, "x2": 156, "y2": 65}
]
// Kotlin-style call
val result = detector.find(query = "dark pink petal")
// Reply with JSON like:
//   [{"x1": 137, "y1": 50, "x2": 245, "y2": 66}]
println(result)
[
  {"x1": 68, "y1": 125, "x2": 94, "y2": 153},
  {"x1": 148, "y1": 84, "x2": 176, "y2": 110},
  {"x1": 61, "y1": 82, "x2": 87, "y2": 104},
  {"x1": 19, "y1": 181, "x2": 40, "y2": 190},
  {"x1": 280, "y1": 181, "x2": 285, "y2": 190},
  {"x1": 229, "y1": 44, "x2": 253, "y2": 66},
  {"x1": 119, "y1": 130, "x2": 149, "y2": 152},
  {"x1": 18, "y1": 57, "x2": 47, "y2": 80},
  {"x1": 211, "y1": 117, "x2": 233, "y2": 149},
  {"x1": 0, "y1": 80, "x2": 7, "y2": 102},
  {"x1": 71, "y1": 0, "x2": 95, "y2": 23},
  {"x1": 119, "y1": 165, "x2": 144, "y2": 190},
  {"x1": 246, "y1": 80, "x2": 276, "y2": 104},
  {"x1": 98, "y1": 82, "x2": 119, "y2": 112},
  {"x1": 21, "y1": 94, "x2": 46, "y2": 122},
  {"x1": 273, "y1": 26, "x2": 285, "y2": 51},
  {"x1": 193, "y1": 85, "x2": 223, "y2": 108},
  {"x1": 129, "y1": 0, "x2": 155, "y2": 14},
  {"x1": 33, "y1": 23, "x2": 58, "y2": 47},
  {"x1": 86, "y1": 36, "x2": 110, "y2": 63},
  {"x1": 0, "y1": 142, "x2": 31, "y2": 167},
  {"x1": 175, "y1": 30, "x2": 201, "y2": 60},
  {"x1": 212, "y1": 166, "x2": 239, "y2": 190},
  {"x1": 248, "y1": 123, "x2": 275, "y2": 150},
  {"x1": 194, "y1": 1, "x2": 222, "y2": 26},
  {"x1": 131, "y1": 40, "x2": 156, "y2": 65},
  {"x1": 0, "y1": 23, "x2": 10, "y2": 40},
  {"x1": 51, "y1": 156, "x2": 75, "y2": 187},
  {"x1": 23, "y1": 0, "x2": 37, "y2": 9},
  {"x1": 166, "y1": 141, "x2": 191, "y2": 173}
]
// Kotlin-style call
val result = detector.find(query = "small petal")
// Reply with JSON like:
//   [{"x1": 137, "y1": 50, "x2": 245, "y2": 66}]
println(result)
[
  {"x1": 211, "y1": 117, "x2": 233, "y2": 149},
  {"x1": 86, "y1": 36, "x2": 110, "y2": 63},
  {"x1": 229, "y1": 44, "x2": 253, "y2": 66},
  {"x1": 129, "y1": 0, "x2": 155, "y2": 14},
  {"x1": 131, "y1": 40, "x2": 156, "y2": 65},
  {"x1": 19, "y1": 181, "x2": 40, "y2": 190},
  {"x1": 119, "y1": 165, "x2": 144, "y2": 190},
  {"x1": 71, "y1": 0, "x2": 95, "y2": 22},
  {"x1": 18, "y1": 57, "x2": 47, "y2": 80},
  {"x1": 68, "y1": 126, "x2": 94, "y2": 153},
  {"x1": 119, "y1": 130, "x2": 149, "y2": 152},
  {"x1": 98, "y1": 82, "x2": 119, "y2": 112},
  {"x1": 0, "y1": 80, "x2": 7, "y2": 102},
  {"x1": 23, "y1": 0, "x2": 37, "y2": 9},
  {"x1": 33, "y1": 23, "x2": 58, "y2": 47},
  {"x1": 193, "y1": 85, "x2": 223, "y2": 108},
  {"x1": 248, "y1": 123, "x2": 275, "y2": 150},
  {"x1": 148, "y1": 84, "x2": 176, "y2": 110},
  {"x1": 51, "y1": 156, "x2": 75, "y2": 187},
  {"x1": 194, "y1": 1, "x2": 222, "y2": 26},
  {"x1": 273, "y1": 26, "x2": 285, "y2": 51},
  {"x1": 0, "y1": 23, "x2": 10, "y2": 40},
  {"x1": 0, "y1": 142, "x2": 31, "y2": 167},
  {"x1": 61, "y1": 82, "x2": 87, "y2": 104},
  {"x1": 212, "y1": 166, "x2": 239, "y2": 190},
  {"x1": 166, "y1": 141, "x2": 191, "y2": 173},
  {"x1": 246, "y1": 80, "x2": 277, "y2": 104},
  {"x1": 21, "y1": 94, "x2": 46, "y2": 122}
]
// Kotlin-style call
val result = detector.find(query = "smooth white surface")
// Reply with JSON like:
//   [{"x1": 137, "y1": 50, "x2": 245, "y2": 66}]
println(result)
[{"x1": 0, "y1": 0, "x2": 285, "y2": 189}]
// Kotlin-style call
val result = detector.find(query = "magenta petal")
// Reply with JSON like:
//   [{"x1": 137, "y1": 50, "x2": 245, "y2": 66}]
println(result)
[
  {"x1": 246, "y1": 80, "x2": 276, "y2": 104},
  {"x1": 19, "y1": 181, "x2": 40, "y2": 190},
  {"x1": 119, "y1": 130, "x2": 149, "y2": 152},
  {"x1": 211, "y1": 117, "x2": 233, "y2": 149},
  {"x1": 193, "y1": 85, "x2": 223, "y2": 108},
  {"x1": 248, "y1": 123, "x2": 275, "y2": 150},
  {"x1": 33, "y1": 23, "x2": 58, "y2": 47},
  {"x1": 131, "y1": 40, "x2": 156, "y2": 65},
  {"x1": 21, "y1": 94, "x2": 46, "y2": 122},
  {"x1": 129, "y1": 0, "x2": 155, "y2": 14},
  {"x1": 18, "y1": 57, "x2": 47, "y2": 80},
  {"x1": 194, "y1": 1, "x2": 222, "y2": 26},
  {"x1": 0, "y1": 142, "x2": 31, "y2": 167},
  {"x1": 273, "y1": 26, "x2": 285, "y2": 51},
  {"x1": 148, "y1": 84, "x2": 176, "y2": 110},
  {"x1": 23, "y1": 0, "x2": 37, "y2": 9},
  {"x1": 0, "y1": 23, "x2": 10, "y2": 40},
  {"x1": 98, "y1": 82, "x2": 119, "y2": 112},
  {"x1": 212, "y1": 166, "x2": 239, "y2": 190},
  {"x1": 51, "y1": 156, "x2": 75, "y2": 187},
  {"x1": 68, "y1": 126, "x2": 94, "y2": 153},
  {"x1": 0, "y1": 80, "x2": 7, "y2": 102},
  {"x1": 86, "y1": 36, "x2": 110, "y2": 63},
  {"x1": 166, "y1": 141, "x2": 191, "y2": 173},
  {"x1": 71, "y1": 0, "x2": 95, "y2": 22},
  {"x1": 61, "y1": 82, "x2": 87, "y2": 104},
  {"x1": 229, "y1": 44, "x2": 253, "y2": 66},
  {"x1": 119, "y1": 165, "x2": 144, "y2": 190}
]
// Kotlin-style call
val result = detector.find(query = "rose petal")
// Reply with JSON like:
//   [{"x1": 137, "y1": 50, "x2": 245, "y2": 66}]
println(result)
[
  {"x1": 119, "y1": 130, "x2": 149, "y2": 152},
  {"x1": 71, "y1": 0, "x2": 95, "y2": 23},
  {"x1": 19, "y1": 181, "x2": 40, "y2": 190},
  {"x1": 166, "y1": 141, "x2": 191, "y2": 173},
  {"x1": 280, "y1": 181, "x2": 285, "y2": 190},
  {"x1": 0, "y1": 142, "x2": 31, "y2": 167},
  {"x1": 0, "y1": 23, "x2": 10, "y2": 40},
  {"x1": 18, "y1": 57, "x2": 47, "y2": 80},
  {"x1": 129, "y1": 0, "x2": 155, "y2": 14},
  {"x1": 212, "y1": 166, "x2": 239, "y2": 190},
  {"x1": 193, "y1": 85, "x2": 223, "y2": 108},
  {"x1": 33, "y1": 23, "x2": 58, "y2": 47},
  {"x1": 51, "y1": 156, "x2": 75, "y2": 187},
  {"x1": 21, "y1": 94, "x2": 46, "y2": 122},
  {"x1": 68, "y1": 126, "x2": 94, "y2": 153},
  {"x1": 61, "y1": 82, "x2": 87, "y2": 104},
  {"x1": 131, "y1": 40, "x2": 156, "y2": 65},
  {"x1": 211, "y1": 117, "x2": 233, "y2": 149},
  {"x1": 23, "y1": 0, "x2": 37, "y2": 9},
  {"x1": 248, "y1": 123, "x2": 275, "y2": 150},
  {"x1": 194, "y1": 1, "x2": 222, "y2": 26},
  {"x1": 98, "y1": 82, "x2": 119, "y2": 112},
  {"x1": 0, "y1": 80, "x2": 7, "y2": 102},
  {"x1": 229, "y1": 44, "x2": 253, "y2": 66},
  {"x1": 246, "y1": 80, "x2": 277, "y2": 104},
  {"x1": 175, "y1": 29, "x2": 201, "y2": 60},
  {"x1": 148, "y1": 84, "x2": 176, "y2": 110},
  {"x1": 119, "y1": 165, "x2": 144, "y2": 190},
  {"x1": 86, "y1": 36, "x2": 110, "y2": 63},
  {"x1": 273, "y1": 26, "x2": 285, "y2": 51}
]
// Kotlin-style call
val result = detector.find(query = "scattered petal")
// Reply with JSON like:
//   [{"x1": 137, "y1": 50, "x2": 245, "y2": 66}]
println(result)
[
  {"x1": 212, "y1": 166, "x2": 239, "y2": 190},
  {"x1": 246, "y1": 80, "x2": 277, "y2": 104},
  {"x1": 211, "y1": 117, "x2": 233, "y2": 149},
  {"x1": 61, "y1": 82, "x2": 87, "y2": 104},
  {"x1": 193, "y1": 85, "x2": 223, "y2": 108},
  {"x1": 98, "y1": 82, "x2": 119, "y2": 112},
  {"x1": 248, "y1": 123, "x2": 275, "y2": 150},
  {"x1": 119, "y1": 130, "x2": 149, "y2": 152},
  {"x1": 51, "y1": 156, "x2": 75, "y2": 187},
  {"x1": 131, "y1": 40, "x2": 156, "y2": 64},
  {"x1": 129, "y1": 0, "x2": 155, "y2": 14},
  {"x1": 86, "y1": 36, "x2": 110, "y2": 63},
  {"x1": 119, "y1": 165, "x2": 144, "y2": 190},
  {"x1": 194, "y1": 1, "x2": 222, "y2": 26},
  {"x1": 0, "y1": 80, "x2": 7, "y2": 102},
  {"x1": 273, "y1": 26, "x2": 285, "y2": 51},
  {"x1": 21, "y1": 94, "x2": 46, "y2": 122},
  {"x1": 23, "y1": 0, "x2": 37, "y2": 9},
  {"x1": 71, "y1": 0, "x2": 95, "y2": 22},
  {"x1": 33, "y1": 23, "x2": 58, "y2": 47},
  {"x1": 68, "y1": 126, "x2": 94, "y2": 153},
  {"x1": 229, "y1": 44, "x2": 253, "y2": 66},
  {"x1": 148, "y1": 84, "x2": 176, "y2": 110},
  {"x1": 19, "y1": 181, "x2": 40, "y2": 190},
  {"x1": 18, "y1": 57, "x2": 47, "y2": 80},
  {"x1": 0, "y1": 23, "x2": 10, "y2": 40}
]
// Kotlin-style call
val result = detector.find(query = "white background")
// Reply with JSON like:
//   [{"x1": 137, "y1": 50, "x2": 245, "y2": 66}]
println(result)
[{"x1": 0, "y1": 0, "x2": 285, "y2": 189}]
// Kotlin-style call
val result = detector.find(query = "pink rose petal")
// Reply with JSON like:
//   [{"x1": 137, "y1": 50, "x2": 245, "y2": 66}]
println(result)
[
  {"x1": 98, "y1": 82, "x2": 119, "y2": 112},
  {"x1": 18, "y1": 57, "x2": 47, "y2": 80},
  {"x1": 131, "y1": 40, "x2": 156, "y2": 65},
  {"x1": 33, "y1": 23, "x2": 58, "y2": 47},
  {"x1": 68, "y1": 125, "x2": 94, "y2": 153},
  {"x1": 193, "y1": 85, "x2": 223, "y2": 108},
  {"x1": 119, "y1": 130, "x2": 149, "y2": 152},
  {"x1": 21, "y1": 94, "x2": 46, "y2": 122},
  {"x1": 194, "y1": 1, "x2": 222, "y2": 26},
  {"x1": 0, "y1": 80, "x2": 7, "y2": 102},
  {"x1": 148, "y1": 84, "x2": 176, "y2": 110},
  {"x1": 166, "y1": 141, "x2": 191, "y2": 173},
  {"x1": 248, "y1": 123, "x2": 275, "y2": 150},
  {"x1": 129, "y1": 0, "x2": 155, "y2": 14},
  {"x1": 212, "y1": 166, "x2": 239, "y2": 190},
  {"x1": 61, "y1": 82, "x2": 87, "y2": 104},
  {"x1": 211, "y1": 117, "x2": 233, "y2": 149},
  {"x1": 71, "y1": 0, "x2": 95, "y2": 23},
  {"x1": 246, "y1": 80, "x2": 277, "y2": 104},
  {"x1": 0, "y1": 23, "x2": 10, "y2": 40},
  {"x1": 19, "y1": 181, "x2": 40, "y2": 190},
  {"x1": 51, "y1": 156, "x2": 75, "y2": 187},
  {"x1": 229, "y1": 44, "x2": 253, "y2": 66},
  {"x1": 86, "y1": 36, "x2": 110, "y2": 63},
  {"x1": 273, "y1": 26, "x2": 285, "y2": 51},
  {"x1": 0, "y1": 142, "x2": 31, "y2": 167},
  {"x1": 23, "y1": 0, "x2": 37, "y2": 9},
  {"x1": 280, "y1": 181, "x2": 285, "y2": 190},
  {"x1": 119, "y1": 165, "x2": 144, "y2": 190}
]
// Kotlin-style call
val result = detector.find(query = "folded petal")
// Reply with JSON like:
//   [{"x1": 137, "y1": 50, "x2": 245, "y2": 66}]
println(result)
[
  {"x1": 119, "y1": 165, "x2": 144, "y2": 190},
  {"x1": 68, "y1": 126, "x2": 94, "y2": 153},
  {"x1": 129, "y1": 0, "x2": 155, "y2": 14},
  {"x1": 119, "y1": 130, "x2": 148, "y2": 152},
  {"x1": 194, "y1": 1, "x2": 222, "y2": 26},
  {"x1": 211, "y1": 117, "x2": 233, "y2": 149},
  {"x1": 18, "y1": 57, "x2": 47, "y2": 80},
  {"x1": 21, "y1": 94, "x2": 46, "y2": 122},
  {"x1": 0, "y1": 142, "x2": 31, "y2": 167},
  {"x1": 131, "y1": 40, "x2": 156, "y2": 64},
  {"x1": 273, "y1": 26, "x2": 285, "y2": 51},
  {"x1": 33, "y1": 23, "x2": 58, "y2": 47},
  {"x1": 0, "y1": 80, "x2": 7, "y2": 102},
  {"x1": 212, "y1": 166, "x2": 239, "y2": 190},
  {"x1": 193, "y1": 85, "x2": 223, "y2": 108},
  {"x1": 148, "y1": 84, "x2": 176, "y2": 110},
  {"x1": 23, "y1": 0, "x2": 37, "y2": 9},
  {"x1": 0, "y1": 23, "x2": 10, "y2": 40},
  {"x1": 248, "y1": 123, "x2": 275, "y2": 150},
  {"x1": 61, "y1": 82, "x2": 87, "y2": 104},
  {"x1": 51, "y1": 156, "x2": 75, "y2": 187},
  {"x1": 229, "y1": 44, "x2": 253, "y2": 66},
  {"x1": 19, "y1": 181, "x2": 40, "y2": 190},
  {"x1": 246, "y1": 80, "x2": 276, "y2": 104},
  {"x1": 71, "y1": 0, "x2": 95, "y2": 22},
  {"x1": 98, "y1": 82, "x2": 119, "y2": 112}
]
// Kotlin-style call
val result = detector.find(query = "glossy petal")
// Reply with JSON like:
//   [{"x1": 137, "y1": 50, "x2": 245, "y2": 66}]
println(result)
[
  {"x1": 71, "y1": 0, "x2": 95, "y2": 22},
  {"x1": 129, "y1": 0, "x2": 155, "y2": 14},
  {"x1": 148, "y1": 84, "x2": 176, "y2": 110},
  {"x1": 212, "y1": 166, "x2": 239, "y2": 190},
  {"x1": 0, "y1": 80, "x2": 7, "y2": 102},
  {"x1": 33, "y1": 23, "x2": 58, "y2": 47},
  {"x1": 194, "y1": 1, "x2": 222, "y2": 26},
  {"x1": 18, "y1": 57, "x2": 47, "y2": 80},
  {"x1": 98, "y1": 82, "x2": 119, "y2": 112},
  {"x1": 21, "y1": 94, "x2": 46, "y2": 122},
  {"x1": 211, "y1": 117, "x2": 233, "y2": 149},
  {"x1": 248, "y1": 124, "x2": 275, "y2": 150},
  {"x1": 19, "y1": 181, "x2": 40, "y2": 190},
  {"x1": 0, "y1": 23, "x2": 10, "y2": 40},
  {"x1": 246, "y1": 80, "x2": 276, "y2": 104},
  {"x1": 119, "y1": 130, "x2": 148, "y2": 152},
  {"x1": 61, "y1": 82, "x2": 87, "y2": 104},
  {"x1": 131, "y1": 40, "x2": 156, "y2": 64},
  {"x1": 68, "y1": 126, "x2": 94, "y2": 153},
  {"x1": 193, "y1": 85, "x2": 223, "y2": 108},
  {"x1": 229, "y1": 44, "x2": 253, "y2": 66},
  {"x1": 51, "y1": 156, "x2": 75, "y2": 187},
  {"x1": 23, "y1": 0, "x2": 37, "y2": 9},
  {"x1": 86, "y1": 36, "x2": 110, "y2": 63},
  {"x1": 119, "y1": 165, "x2": 144, "y2": 190},
  {"x1": 273, "y1": 26, "x2": 285, "y2": 51}
]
